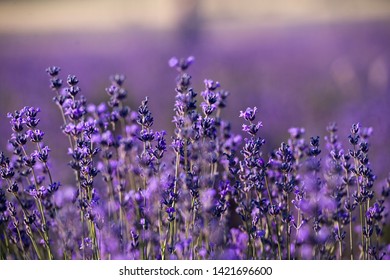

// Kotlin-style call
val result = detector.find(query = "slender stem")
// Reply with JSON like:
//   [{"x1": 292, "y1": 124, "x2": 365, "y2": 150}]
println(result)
[
  {"x1": 359, "y1": 203, "x2": 364, "y2": 259},
  {"x1": 10, "y1": 192, "x2": 43, "y2": 259},
  {"x1": 14, "y1": 222, "x2": 28, "y2": 259},
  {"x1": 265, "y1": 177, "x2": 282, "y2": 260},
  {"x1": 167, "y1": 151, "x2": 180, "y2": 253},
  {"x1": 337, "y1": 221, "x2": 343, "y2": 259},
  {"x1": 133, "y1": 196, "x2": 144, "y2": 260},
  {"x1": 295, "y1": 208, "x2": 301, "y2": 258},
  {"x1": 114, "y1": 146, "x2": 127, "y2": 250},
  {"x1": 20, "y1": 146, "x2": 52, "y2": 259},
  {"x1": 282, "y1": 170, "x2": 291, "y2": 260},
  {"x1": 366, "y1": 199, "x2": 371, "y2": 259},
  {"x1": 90, "y1": 220, "x2": 100, "y2": 260},
  {"x1": 1, "y1": 228, "x2": 9, "y2": 259},
  {"x1": 26, "y1": 228, "x2": 43, "y2": 260},
  {"x1": 286, "y1": 192, "x2": 291, "y2": 260},
  {"x1": 351, "y1": 143, "x2": 365, "y2": 260},
  {"x1": 345, "y1": 177, "x2": 354, "y2": 260},
  {"x1": 158, "y1": 207, "x2": 165, "y2": 259}
]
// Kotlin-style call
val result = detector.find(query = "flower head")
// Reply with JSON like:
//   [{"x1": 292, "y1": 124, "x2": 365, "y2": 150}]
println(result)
[
  {"x1": 169, "y1": 56, "x2": 194, "y2": 72},
  {"x1": 239, "y1": 107, "x2": 257, "y2": 122}
]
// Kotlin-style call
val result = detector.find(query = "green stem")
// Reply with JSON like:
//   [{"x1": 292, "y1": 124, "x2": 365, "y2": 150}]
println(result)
[
  {"x1": 1, "y1": 228, "x2": 9, "y2": 259},
  {"x1": 168, "y1": 151, "x2": 180, "y2": 253},
  {"x1": 20, "y1": 146, "x2": 52, "y2": 259},
  {"x1": 264, "y1": 178, "x2": 282, "y2": 260},
  {"x1": 286, "y1": 192, "x2": 291, "y2": 260},
  {"x1": 346, "y1": 177, "x2": 354, "y2": 260},
  {"x1": 26, "y1": 228, "x2": 43, "y2": 260},
  {"x1": 353, "y1": 146, "x2": 365, "y2": 259},
  {"x1": 337, "y1": 221, "x2": 343, "y2": 259}
]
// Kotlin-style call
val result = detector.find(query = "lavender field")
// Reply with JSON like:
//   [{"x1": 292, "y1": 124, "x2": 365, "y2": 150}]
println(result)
[{"x1": 0, "y1": 0, "x2": 390, "y2": 260}]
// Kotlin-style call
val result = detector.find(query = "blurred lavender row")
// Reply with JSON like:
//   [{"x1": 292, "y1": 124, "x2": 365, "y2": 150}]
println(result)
[{"x1": 1, "y1": 20, "x2": 390, "y2": 181}]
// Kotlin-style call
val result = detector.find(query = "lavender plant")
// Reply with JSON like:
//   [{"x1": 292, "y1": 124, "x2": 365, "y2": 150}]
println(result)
[{"x1": 0, "y1": 57, "x2": 389, "y2": 260}]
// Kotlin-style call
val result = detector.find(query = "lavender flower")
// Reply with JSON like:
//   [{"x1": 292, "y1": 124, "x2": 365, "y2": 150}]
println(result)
[{"x1": 0, "y1": 57, "x2": 388, "y2": 261}]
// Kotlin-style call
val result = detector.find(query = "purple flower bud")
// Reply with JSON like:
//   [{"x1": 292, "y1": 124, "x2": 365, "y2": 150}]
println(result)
[
  {"x1": 46, "y1": 66, "x2": 61, "y2": 77},
  {"x1": 23, "y1": 106, "x2": 40, "y2": 118},
  {"x1": 242, "y1": 122, "x2": 262, "y2": 136},
  {"x1": 288, "y1": 127, "x2": 305, "y2": 139},
  {"x1": 239, "y1": 107, "x2": 257, "y2": 122},
  {"x1": 48, "y1": 182, "x2": 61, "y2": 194},
  {"x1": 360, "y1": 126, "x2": 373, "y2": 139},
  {"x1": 67, "y1": 75, "x2": 79, "y2": 86},
  {"x1": 351, "y1": 123, "x2": 360, "y2": 134},
  {"x1": 7, "y1": 182, "x2": 18, "y2": 193},
  {"x1": 169, "y1": 56, "x2": 194, "y2": 72},
  {"x1": 27, "y1": 129, "x2": 44, "y2": 143},
  {"x1": 66, "y1": 86, "x2": 80, "y2": 97},
  {"x1": 105, "y1": 85, "x2": 117, "y2": 96},
  {"x1": 204, "y1": 79, "x2": 220, "y2": 91},
  {"x1": 50, "y1": 77, "x2": 63, "y2": 90},
  {"x1": 201, "y1": 103, "x2": 216, "y2": 116},
  {"x1": 168, "y1": 57, "x2": 179, "y2": 68},
  {"x1": 110, "y1": 74, "x2": 126, "y2": 86},
  {"x1": 1, "y1": 167, "x2": 14, "y2": 179}
]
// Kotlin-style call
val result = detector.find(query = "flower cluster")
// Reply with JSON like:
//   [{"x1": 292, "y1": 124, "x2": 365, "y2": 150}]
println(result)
[{"x1": 0, "y1": 57, "x2": 389, "y2": 260}]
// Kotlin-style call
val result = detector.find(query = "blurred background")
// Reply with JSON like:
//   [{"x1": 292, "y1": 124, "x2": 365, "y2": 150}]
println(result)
[{"x1": 0, "y1": 0, "x2": 390, "y2": 182}]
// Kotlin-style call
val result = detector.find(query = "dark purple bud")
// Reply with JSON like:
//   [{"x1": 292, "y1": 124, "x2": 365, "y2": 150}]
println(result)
[
  {"x1": 351, "y1": 123, "x2": 360, "y2": 134},
  {"x1": 1, "y1": 167, "x2": 15, "y2": 179},
  {"x1": 348, "y1": 135, "x2": 359, "y2": 145},
  {"x1": 23, "y1": 154, "x2": 36, "y2": 168},
  {"x1": 360, "y1": 142, "x2": 369, "y2": 153},
  {"x1": 169, "y1": 56, "x2": 194, "y2": 72},
  {"x1": 177, "y1": 73, "x2": 191, "y2": 89},
  {"x1": 66, "y1": 86, "x2": 80, "y2": 97},
  {"x1": 10, "y1": 119, "x2": 24, "y2": 133},
  {"x1": 48, "y1": 182, "x2": 61, "y2": 194},
  {"x1": 242, "y1": 122, "x2": 262, "y2": 136},
  {"x1": 117, "y1": 88, "x2": 127, "y2": 100},
  {"x1": 7, "y1": 182, "x2": 19, "y2": 193},
  {"x1": 105, "y1": 85, "x2": 117, "y2": 96},
  {"x1": 46, "y1": 66, "x2": 61, "y2": 77},
  {"x1": 111, "y1": 74, "x2": 126, "y2": 87},
  {"x1": 166, "y1": 207, "x2": 175, "y2": 221},
  {"x1": 239, "y1": 107, "x2": 257, "y2": 122},
  {"x1": 25, "y1": 117, "x2": 40, "y2": 128},
  {"x1": 27, "y1": 129, "x2": 44, "y2": 143},
  {"x1": 288, "y1": 127, "x2": 305, "y2": 139},
  {"x1": 23, "y1": 106, "x2": 40, "y2": 118},
  {"x1": 201, "y1": 103, "x2": 216, "y2": 116},
  {"x1": 67, "y1": 75, "x2": 79, "y2": 86},
  {"x1": 138, "y1": 129, "x2": 154, "y2": 142},
  {"x1": 23, "y1": 213, "x2": 36, "y2": 225},
  {"x1": 50, "y1": 77, "x2": 63, "y2": 90},
  {"x1": 310, "y1": 136, "x2": 320, "y2": 147},
  {"x1": 204, "y1": 79, "x2": 220, "y2": 91}
]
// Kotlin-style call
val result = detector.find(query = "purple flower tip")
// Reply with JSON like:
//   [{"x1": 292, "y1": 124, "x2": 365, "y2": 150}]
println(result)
[
  {"x1": 168, "y1": 57, "x2": 179, "y2": 68},
  {"x1": 239, "y1": 107, "x2": 258, "y2": 122},
  {"x1": 288, "y1": 127, "x2": 305, "y2": 139},
  {"x1": 168, "y1": 56, "x2": 195, "y2": 71}
]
